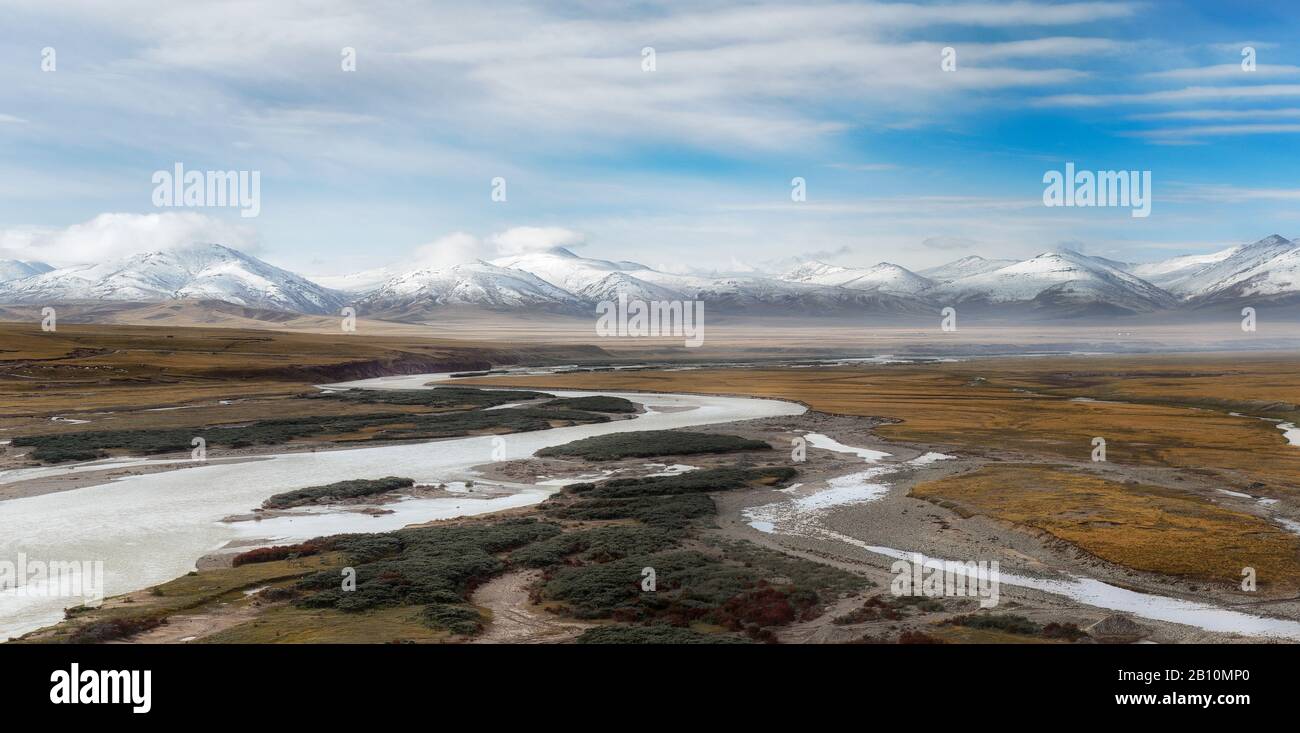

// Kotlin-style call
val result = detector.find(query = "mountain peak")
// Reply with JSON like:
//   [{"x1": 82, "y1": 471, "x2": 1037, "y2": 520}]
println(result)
[
  {"x1": 0, "y1": 243, "x2": 342, "y2": 314},
  {"x1": 1250, "y1": 234, "x2": 1291, "y2": 248},
  {"x1": 782, "y1": 260, "x2": 846, "y2": 280}
]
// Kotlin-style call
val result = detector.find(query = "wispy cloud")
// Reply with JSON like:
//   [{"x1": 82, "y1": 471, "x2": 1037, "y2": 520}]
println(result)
[
  {"x1": 1131, "y1": 123, "x2": 1300, "y2": 139},
  {"x1": 1038, "y1": 83, "x2": 1300, "y2": 106},
  {"x1": 1144, "y1": 64, "x2": 1300, "y2": 80},
  {"x1": 1131, "y1": 108, "x2": 1300, "y2": 121}
]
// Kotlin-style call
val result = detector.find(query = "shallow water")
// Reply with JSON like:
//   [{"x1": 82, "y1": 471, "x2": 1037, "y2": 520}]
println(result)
[
  {"x1": 820, "y1": 531, "x2": 1300, "y2": 641},
  {"x1": 747, "y1": 465, "x2": 1300, "y2": 640},
  {"x1": 804, "y1": 432, "x2": 891, "y2": 462}
]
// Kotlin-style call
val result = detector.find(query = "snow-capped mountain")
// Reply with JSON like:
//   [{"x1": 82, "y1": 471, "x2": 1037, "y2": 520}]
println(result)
[
  {"x1": 781, "y1": 260, "x2": 934, "y2": 296},
  {"x1": 490, "y1": 247, "x2": 637, "y2": 294},
  {"x1": 1125, "y1": 249, "x2": 1240, "y2": 291},
  {"x1": 1128, "y1": 235, "x2": 1300, "y2": 304},
  {"x1": 358, "y1": 260, "x2": 583, "y2": 314},
  {"x1": 575, "y1": 271, "x2": 687, "y2": 303},
  {"x1": 0, "y1": 243, "x2": 344, "y2": 314},
  {"x1": 9, "y1": 235, "x2": 1300, "y2": 321},
  {"x1": 0, "y1": 260, "x2": 54, "y2": 283},
  {"x1": 927, "y1": 250, "x2": 1177, "y2": 314},
  {"x1": 918, "y1": 256, "x2": 1016, "y2": 284},
  {"x1": 309, "y1": 266, "x2": 401, "y2": 294},
  {"x1": 484, "y1": 247, "x2": 925, "y2": 312}
]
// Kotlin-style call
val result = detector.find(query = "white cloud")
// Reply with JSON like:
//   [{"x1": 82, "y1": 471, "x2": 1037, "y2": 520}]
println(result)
[
  {"x1": 395, "y1": 226, "x2": 588, "y2": 271},
  {"x1": 1145, "y1": 64, "x2": 1300, "y2": 80},
  {"x1": 0, "y1": 212, "x2": 259, "y2": 266},
  {"x1": 408, "y1": 231, "x2": 485, "y2": 269},
  {"x1": 1038, "y1": 84, "x2": 1300, "y2": 106},
  {"x1": 488, "y1": 226, "x2": 585, "y2": 255},
  {"x1": 1131, "y1": 123, "x2": 1300, "y2": 139},
  {"x1": 0, "y1": 2, "x2": 1132, "y2": 153},
  {"x1": 1131, "y1": 108, "x2": 1300, "y2": 121}
]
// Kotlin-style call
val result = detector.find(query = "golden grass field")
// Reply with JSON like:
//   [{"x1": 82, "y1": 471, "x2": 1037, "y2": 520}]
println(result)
[
  {"x1": 471, "y1": 354, "x2": 1300, "y2": 493},
  {"x1": 468, "y1": 353, "x2": 1300, "y2": 588},
  {"x1": 913, "y1": 465, "x2": 1300, "y2": 586},
  {"x1": 0, "y1": 321, "x2": 604, "y2": 435}
]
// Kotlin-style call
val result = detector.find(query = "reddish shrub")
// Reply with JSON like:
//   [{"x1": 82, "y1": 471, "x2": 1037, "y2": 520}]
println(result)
[
  {"x1": 70, "y1": 615, "x2": 165, "y2": 643},
  {"x1": 231, "y1": 540, "x2": 322, "y2": 567},
  {"x1": 718, "y1": 587, "x2": 796, "y2": 629},
  {"x1": 897, "y1": 630, "x2": 946, "y2": 644}
]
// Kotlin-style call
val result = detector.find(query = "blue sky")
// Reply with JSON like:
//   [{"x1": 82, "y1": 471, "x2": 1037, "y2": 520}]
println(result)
[{"x1": 1, "y1": 0, "x2": 1298, "y2": 276}]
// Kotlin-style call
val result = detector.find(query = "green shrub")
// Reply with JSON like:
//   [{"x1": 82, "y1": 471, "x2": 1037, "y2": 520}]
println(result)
[
  {"x1": 318, "y1": 386, "x2": 551, "y2": 408},
  {"x1": 262, "y1": 477, "x2": 414, "y2": 509},
  {"x1": 542, "y1": 494, "x2": 717, "y2": 529},
  {"x1": 510, "y1": 525, "x2": 679, "y2": 567},
  {"x1": 570, "y1": 466, "x2": 796, "y2": 499},
  {"x1": 541, "y1": 396, "x2": 637, "y2": 413},
  {"x1": 69, "y1": 615, "x2": 165, "y2": 644},
  {"x1": 575, "y1": 626, "x2": 751, "y2": 644},
  {"x1": 538, "y1": 430, "x2": 769, "y2": 461},
  {"x1": 14, "y1": 404, "x2": 610, "y2": 463},
  {"x1": 295, "y1": 519, "x2": 563, "y2": 613},
  {"x1": 421, "y1": 603, "x2": 485, "y2": 635},
  {"x1": 945, "y1": 613, "x2": 1041, "y2": 635}
]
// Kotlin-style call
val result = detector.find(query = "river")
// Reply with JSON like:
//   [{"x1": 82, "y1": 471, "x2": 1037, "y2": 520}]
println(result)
[{"x1": 0, "y1": 374, "x2": 803, "y2": 639}]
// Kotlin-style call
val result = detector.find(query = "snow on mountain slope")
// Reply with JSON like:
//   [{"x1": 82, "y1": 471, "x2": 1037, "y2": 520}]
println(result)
[
  {"x1": 15, "y1": 235, "x2": 1300, "y2": 320},
  {"x1": 918, "y1": 256, "x2": 1016, "y2": 283},
  {"x1": 1206, "y1": 246, "x2": 1300, "y2": 301},
  {"x1": 0, "y1": 260, "x2": 54, "y2": 282},
  {"x1": 309, "y1": 266, "x2": 400, "y2": 294},
  {"x1": 780, "y1": 261, "x2": 858, "y2": 286},
  {"x1": 929, "y1": 250, "x2": 1176, "y2": 313},
  {"x1": 1126, "y1": 247, "x2": 1241, "y2": 291},
  {"x1": 781, "y1": 260, "x2": 934, "y2": 295},
  {"x1": 1136, "y1": 235, "x2": 1298, "y2": 302},
  {"x1": 358, "y1": 261, "x2": 582, "y2": 312},
  {"x1": 575, "y1": 271, "x2": 687, "y2": 302},
  {"x1": 489, "y1": 247, "x2": 642, "y2": 294},
  {"x1": 0, "y1": 244, "x2": 343, "y2": 314},
  {"x1": 684, "y1": 273, "x2": 930, "y2": 314}
]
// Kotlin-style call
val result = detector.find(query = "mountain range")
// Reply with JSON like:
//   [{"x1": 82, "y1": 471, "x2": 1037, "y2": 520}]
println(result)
[{"x1": 3, "y1": 235, "x2": 1300, "y2": 322}]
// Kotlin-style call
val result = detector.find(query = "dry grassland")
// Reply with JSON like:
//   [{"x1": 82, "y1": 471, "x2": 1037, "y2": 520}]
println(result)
[
  {"x1": 468, "y1": 353, "x2": 1300, "y2": 584},
  {"x1": 913, "y1": 464, "x2": 1300, "y2": 587}
]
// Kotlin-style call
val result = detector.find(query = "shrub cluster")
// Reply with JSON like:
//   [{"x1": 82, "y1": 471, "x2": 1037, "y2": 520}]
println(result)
[
  {"x1": 540, "y1": 466, "x2": 796, "y2": 530},
  {"x1": 69, "y1": 615, "x2": 165, "y2": 644},
  {"x1": 294, "y1": 519, "x2": 562, "y2": 623},
  {"x1": 262, "y1": 477, "x2": 414, "y2": 509},
  {"x1": 509, "y1": 525, "x2": 679, "y2": 567},
  {"x1": 16, "y1": 404, "x2": 610, "y2": 462},
  {"x1": 943, "y1": 613, "x2": 1041, "y2": 635},
  {"x1": 575, "y1": 625, "x2": 752, "y2": 644},
  {"x1": 537, "y1": 430, "x2": 769, "y2": 460},
  {"x1": 318, "y1": 386, "x2": 550, "y2": 408},
  {"x1": 540, "y1": 396, "x2": 637, "y2": 413},
  {"x1": 421, "y1": 603, "x2": 485, "y2": 635},
  {"x1": 231, "y1": 540, "x2": 326, "y2": 566}
]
